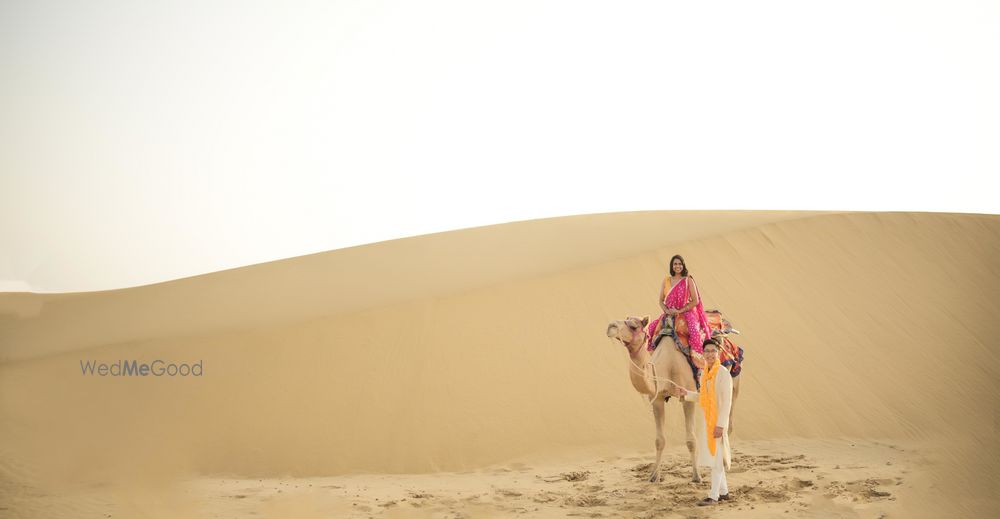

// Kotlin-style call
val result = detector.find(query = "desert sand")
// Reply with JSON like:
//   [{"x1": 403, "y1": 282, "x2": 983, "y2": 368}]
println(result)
[{"x1": 1, "y1": 211, "x2": 998, "y2": 518}]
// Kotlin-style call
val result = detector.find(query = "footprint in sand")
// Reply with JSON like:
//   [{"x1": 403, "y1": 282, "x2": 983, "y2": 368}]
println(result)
[
  {"x1": 824, "y1": 479, "x2": 894, "y2": 502},
  {"x1": 629, "y1": 463, "x2": 655, "y2": 481},
  {"x1": 567, "y1": 494, "x2": 607, "y2": 507},
  {"x1": 785, "y1": 478, "x2": 815, "y2": 490},
  {"x1": 749, "y1": 488, "x2": 790, "y2": 503},
  {"x1": 406, "y1": 491, "x2": 434, "y2": 507},
  {"x1": 540, "y1": 471, "x2": 590, "y2": 483},
  {"x1": 533, "y1": 491, "x2": 562, "y2": 503}
]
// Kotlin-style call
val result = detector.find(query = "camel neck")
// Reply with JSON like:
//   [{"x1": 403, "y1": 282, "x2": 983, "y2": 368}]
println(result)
[
  {"x1": 625, "y1": 331, "x2": 655, "y2": 396},
  {"x1": 626, "y1": 333, "x2": 649, "y2": 359}
]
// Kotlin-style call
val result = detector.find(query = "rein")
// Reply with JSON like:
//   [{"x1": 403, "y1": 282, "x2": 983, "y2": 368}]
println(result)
[{"x1": 614, "y1": 325, "x2": 687, "y2": 403}]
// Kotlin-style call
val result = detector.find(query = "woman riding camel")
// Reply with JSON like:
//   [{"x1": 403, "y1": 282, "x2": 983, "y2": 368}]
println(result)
[{"x1": 648, "y1": 254, "x2": 714, "y2": 368}]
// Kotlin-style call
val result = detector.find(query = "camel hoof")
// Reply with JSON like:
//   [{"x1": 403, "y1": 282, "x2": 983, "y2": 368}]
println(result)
[
  {"x1": 649, "y1": 472, "x2": 661, "y2": 483},
  {"x1": 692, "y1": 474, "x2": 702, "y2": 484}
]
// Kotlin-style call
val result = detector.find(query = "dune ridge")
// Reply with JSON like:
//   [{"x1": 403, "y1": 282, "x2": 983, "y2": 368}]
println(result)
[{"x1": 0, "y1": 211, "x2": 819, "y2": 363}]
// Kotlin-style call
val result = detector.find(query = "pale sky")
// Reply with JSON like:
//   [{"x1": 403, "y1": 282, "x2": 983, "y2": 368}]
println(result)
[{"x1": 1, "y1": 0, "x2": 998, "y2": 293}]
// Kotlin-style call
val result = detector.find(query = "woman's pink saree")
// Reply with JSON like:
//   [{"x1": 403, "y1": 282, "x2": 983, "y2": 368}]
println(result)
[{"x1": 647, "y1": 277, "x2": 714, "y2": 358}]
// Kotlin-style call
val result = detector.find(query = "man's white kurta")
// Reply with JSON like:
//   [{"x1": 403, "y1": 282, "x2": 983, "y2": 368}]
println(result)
[{"x1": 683, "y1": 367, "x2": 734, "y2": 469}]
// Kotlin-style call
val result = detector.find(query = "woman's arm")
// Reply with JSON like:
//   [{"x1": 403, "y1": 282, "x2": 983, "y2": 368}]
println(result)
[
  {"x1": 678, "y1": 277, "x2": 701, "y2": 313},
  {"x1": 658, "y1": 278, "x2": 669, "y2": 313}
]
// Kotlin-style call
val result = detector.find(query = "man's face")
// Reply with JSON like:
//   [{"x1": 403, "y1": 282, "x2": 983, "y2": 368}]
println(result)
[{"x1": 704, "y1": 344, "x2": 719, "y2": 363}]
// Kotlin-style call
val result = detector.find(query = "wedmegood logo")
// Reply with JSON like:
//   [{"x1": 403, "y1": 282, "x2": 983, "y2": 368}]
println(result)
[{"x1": 79, "y1": 360, "x2": 204, "y2": 377}]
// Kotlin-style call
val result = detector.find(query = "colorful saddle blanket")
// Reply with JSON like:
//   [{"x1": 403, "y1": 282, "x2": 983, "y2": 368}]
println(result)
[{"x1": 647, "y1": 309, "x2": 745, "y2": 380}]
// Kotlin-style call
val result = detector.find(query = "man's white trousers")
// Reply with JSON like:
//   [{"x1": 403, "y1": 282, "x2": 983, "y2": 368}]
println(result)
[{"x1": 709, "y1": 447, "x2": 728, "y2": 500}]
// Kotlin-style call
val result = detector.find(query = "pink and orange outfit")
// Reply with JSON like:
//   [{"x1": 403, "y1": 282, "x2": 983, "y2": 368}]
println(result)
[{"x1": 646, "y1": 276, "x2": 714, "y2": 363}]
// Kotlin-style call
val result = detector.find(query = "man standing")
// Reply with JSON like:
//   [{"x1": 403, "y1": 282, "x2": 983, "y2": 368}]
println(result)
[{"x1": 676, "y1": 337, "x2": 733, "y2": 506}]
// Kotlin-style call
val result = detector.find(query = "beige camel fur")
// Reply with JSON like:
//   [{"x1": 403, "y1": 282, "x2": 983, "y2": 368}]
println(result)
[{"x1": 606, "y1": 316, "x2": 740, "y2": 483}]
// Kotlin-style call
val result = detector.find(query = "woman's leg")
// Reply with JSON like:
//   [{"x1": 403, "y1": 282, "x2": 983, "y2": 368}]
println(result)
[
  {"x1": 646, "y1": 313, "x2": 665, "y2": 351},
  {"x1": 684, "y1": 310, "x2": 705, "y2": 353}
]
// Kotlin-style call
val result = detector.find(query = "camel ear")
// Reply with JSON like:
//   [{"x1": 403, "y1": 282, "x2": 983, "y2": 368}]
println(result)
[{"x1": 641, "y1": 316, "x2": 650, "y2": 328}]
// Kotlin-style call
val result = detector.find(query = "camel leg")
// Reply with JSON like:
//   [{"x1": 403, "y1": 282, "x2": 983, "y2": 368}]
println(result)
[
  {"x1": 729, "y1": 375, "x2": 740, "y2": 435},
  {"x1": 683, "y1": 400, "x2": 702, "y2": 483},
  {"x1": 649, "y1": 397, "x2": 667, "y2": 483}
]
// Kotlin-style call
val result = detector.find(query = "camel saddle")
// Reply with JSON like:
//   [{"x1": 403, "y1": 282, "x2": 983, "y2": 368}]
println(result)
[{"x1": 649, "y1": 310, "x2": 745, "y2": 383}]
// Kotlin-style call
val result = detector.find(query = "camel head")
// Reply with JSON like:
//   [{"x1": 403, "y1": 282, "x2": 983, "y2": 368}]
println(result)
[{"x1": 606, "y1": 316, "x2": 650, "y2": 349}]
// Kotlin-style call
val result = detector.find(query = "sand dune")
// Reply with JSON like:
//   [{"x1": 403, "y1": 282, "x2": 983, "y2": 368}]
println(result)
[
  {"x1": 0, "y1": 211, "x2": 815, "y2": 362},
  {"x1": 1, "y1": 211, "x2": 997, "y2": 518}
]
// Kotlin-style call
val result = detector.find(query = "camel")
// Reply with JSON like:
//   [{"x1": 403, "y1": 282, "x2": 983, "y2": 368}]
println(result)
[{"x1": 605, "y1": 315, "x2": 741, "y2": 484}]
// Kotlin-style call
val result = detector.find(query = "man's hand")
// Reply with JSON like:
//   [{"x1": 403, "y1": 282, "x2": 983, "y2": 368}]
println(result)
[{"x1": 713, "y1": 426, "x2": 724, "y2": 438}]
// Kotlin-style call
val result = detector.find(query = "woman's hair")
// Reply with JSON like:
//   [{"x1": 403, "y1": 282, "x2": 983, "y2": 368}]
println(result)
[{"x1": 669, "y1": 255, "x2": 689, "y2": 277}]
